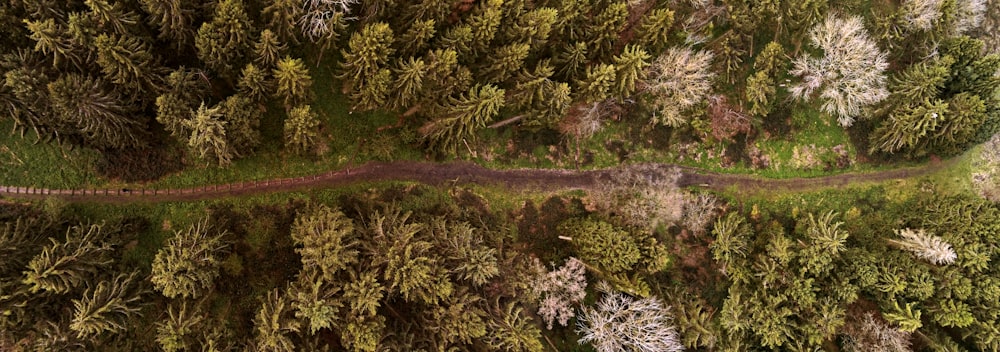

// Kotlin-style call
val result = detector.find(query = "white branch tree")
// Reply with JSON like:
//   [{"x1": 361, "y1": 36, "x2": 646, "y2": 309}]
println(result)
[
  {"x1": 534, "y1": 257, "x2": 588, "y2": 329},
  {"x1": 888, "y1": 228, "x2": 957, "y2": 265},
  {"x1": 644, "y1": 47, "x2": 714, "y2": 127},
  {"x1": 577, "y1": 283, "x2": 684, "y2": 352},
  {"x1": 789, "y1": 15, "x2": 889, "y2": 127}
]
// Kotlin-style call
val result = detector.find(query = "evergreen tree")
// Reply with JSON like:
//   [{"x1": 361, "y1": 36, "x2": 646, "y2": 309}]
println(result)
[
  {"x1": 339, "y1": 22, "x2": 395, "y2": 94},
  {"x1": 70, "y1": 272, "x2": 144, "y2": 340},
  {"x1": 389, "y1": 56, "x2": 427, "y2": 110},
  {"x1": 237, "y1": 62, "x2": 271, "y2": 103},
  {"x1": 588, "y1": 2, "x2": 628, "y2": 60},
  {"x1": 195, "y1": 0, "x2": 253, "y2": 77},
  {"x1": 22, "y1": 224, "x2": 113, "y2": 295},
  {"x1": 504, "y1": 7, "x2": 556, "y2": 51},
  {"x1": 156, "y1": 302, "x2": 204, "y2": 352},
  {"x1": 85, "y1": 0, "x2": 140, "y2": 35},
  {"x1": 24, "y1": 18, "x2": 83, "y2": 69},
  {"x1": 184, "y1": 102, "x2": 234, "y2": 166},
  {"x1": 253, "y1": 289, "x2": 301, "y2": 352},
  {"x1": 419, "y1": 84, "x2": 505, "y2": 154},
  {"x1": 479, "y1": 42, "x2": 529, "y2": 83},
  {"x1": 150, "y1": 219, "x2": 228, "y2": 299},
  {"x1": 47, "y1": 73, "x2": 146, "y2": 149},
  {"x1": 291, "y1": 204, "x2": 359, "y2": 281},
  {"x1": 350, "y1": 68, "x2": 391, "y2": 112},
  {"x1": 396, "y1": 19, "x2": 435, "y2": 57},
  {"x1": 94, "y1": 33, "x2": 162, "y2": 96},
  {"x1": 559, "y1": 217, "x2": 640, "y2": 274},
  {"x1": 220, "y1": 93, "x2": 262, "y2": 153},
  {"x1": 555, "y1": 42, "x2": 588, "y2": 80},
  {"x1": 261, "y1": 0, "x2": 302, "y2": 45},
  {"x1": 288, "y1": 271, "x2": 342, "y2": 334},
  {"x1": 139, "y1": 0, "x2": 197, "y2": 48},
  {"x1": 613, "y1": 45, "x2": 651, "y2": 98},
  {"x1": 745, "y1": 70, "x2": 776, "y2": 118},
  {"x1": 253, "y1": 29, "x2": 287, "y2": 69},
  {"x1": 273, "y1": 56, "x2": 312, "y2": 108},
  {"x1": 284, "y1": 104, "x2": 321, "y2": 155},
  {"x1": 635, "y1": 8, "x2": 675, "y2": 53},
  {"x1": 576, "y1": 63, "x2": 616, "y2": 103},
  {"x1": 871, "y1": 99, "x2": 949, "y2": 154}
]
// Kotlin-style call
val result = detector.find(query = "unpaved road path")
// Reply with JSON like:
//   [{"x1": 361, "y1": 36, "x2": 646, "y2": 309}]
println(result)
[{"x1": 0, "y1": 158, "x2": 959, "y2": 203}]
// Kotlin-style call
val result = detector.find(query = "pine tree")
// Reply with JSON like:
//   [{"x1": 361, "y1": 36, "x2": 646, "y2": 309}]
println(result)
[
  {"x1": 576, "y1": 63, "x2": 616, "y2": 103},
  {"x1": 555, "y1": 41, "x2": 589, "y2": 80},
  {"x1": 195, "y1": 0, "x2": 253, "y2": 77},
  {"x1": 504, "y1": 7, "x2": 556, "y2": 50},
  {"x1": 291, "y1": 204, "x2": 359, "y2": 281},
  {"x1": 745, "y1": 70, "x2": 776, "y2": 118},
  {"x1": 588, "y1": 2, "x2": 628, "y2": 60},
  {"x1": 339, "y1": 22, "x2": 395, "y2": 94},
  {"x1": 365, "y1": 209, "x2": 451, "y2": 305},
  {"x1": 466, "y1": 0, "x2": 503, "y2": 57},
  {"x1": 184, "y1": 102, "x2": 234, "y2": 166},
  {"x1": 139, "y1": 0, "x2": 197, "y2": 48},
  {"x1": 22, "y1": 224, "x2": 113, "y2": 295},
  {"x1": 94, "y1": 33, "x2": 162, "y2": 95},
  {"x1": 261, "y1": 0, "x2": 302, "y2": 44},
  {"x1": 350, "y1": 68, "x2": 391, "y2": 112},
  {"x1": 237, "y1": 62, "x2": 271, "y2": 103},
  {"x1": 613, "y1": 45, "x2": 651, "y2": 98},
  {"x1": 888, "y1": 56, "x2": 952, "y2": 104},
  {"x1": 273, "y1": 56, "x2": 312, "y2": 108},
  {"x1": 710, "y1": 213, "x2": 750, "y2": 278},
  {"x1": 24, "y1": 18, "x2": 83, "y2": 69},
  {"x1": 150, "y1": 219, "x2": 228, "y2": 299},
  {"x1": 85, "y1": 0, "x2": 140, "y2": 35},
  {"x1": 479, "y1": 43, "x2": 529, "y2": 83},
  {"x1": 871, "y1": 99, "x2": 948, "y2": 154},
  {"x1": 484, "y1": 302, "x2": 545, "y2": 352},
  {"x1": 70, "y1": 272, "x2": 145, "y2": 340},
  {"x1": 389, "y1": 56, "x2": 427, "y2": 110},
  {"x1": 47, "y1": 73, "x2": 146, "y2": 150},
  {"x1": 284, "y1": 104, "x2": 321, "y2": 155},
  {"x1": 635, "y1": 8, "x2": 675, "y2": 53},
  {"x1": 396, "y1": 19, "x2": 436, "y2": 57},
  {"x1": 559, "y1": 218, "x2": 640, "y2": 274},
  {"x1": 156, "y1": 302, "x2": 204, "y2": 352},
  {"x1": 419, "y1": 84, "x2": 505, "y2": 154},
  {"x1": 220, "y1": 93, "x2": 261, "y2": 153},
  {"x1": 253, "y1": 289, "x2": 301, "y2": 352},
  {"x1": 288, "y1": 271, "x2": 342, "y2": 334},
  {"x1": 254, "y1": 29, "x2": 287, "y2": 69}
]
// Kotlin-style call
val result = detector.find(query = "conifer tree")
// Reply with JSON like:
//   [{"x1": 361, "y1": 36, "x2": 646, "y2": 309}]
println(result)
[
  {"x1": 150, "y1": 219, "x2": 228, "y2": 299},
  {"x1": 254, "y1": 29, "x2": 287, "y2": 69},
  {"x1": 184, "y1": 102, "x2": 234, "y2": 166},
  {"x1": 24, "y1": 18, "x2": 83, "y2": 69},
  {"x1": 291, "y1": 204, "x2": 359, "y2": 281},
  {"x1": 273, "y1": 56, "x2": 312, "y2": 108},
  {"x1": 47, "y1": 73, "x2": 146, "y2": 149},
  {"x1": 70, "y1": 272, "x2": 144, "y2": 340},
  {"x1": 253, "y1": 289, "x2": 301, "y2": 352},
  {"x1": 556, "y1": 42, "x2": 589, "y2": 80},
  {"x1": 589, "y1": 2, "x2": 628, "y2": 59},
  {"x1": 22, "y1": 224, "x2": 113, "y2": 295},
  {"x1": 220, "y1": 93, "x2": 261, "y2": 153},
  {"x1": 139, "y1": 0, "x2": 197, "y2": 48},
  {"x1": 195, "y1": 0, "x2": 253, "y2": 77},
  {"x1": 504, "y1": 7, "x2": 556, "y2": 50},
  {"x1": 745, "y1": 70, "x2": 776, "y2": 118},
  {"x1": 613, "y1": 45, "x2": 651, "y2": 98},
  {"x1": 284, "y1": 104, "x2": 321, "y2": 155},
  {"x1": 635, "y1": 8, "x2": 675, "y2": 53},
  {"x1": 288, "y1": 271, "x2": 342, "y2": 334},
  {"x1": 85, "y1": 0, "x2": 140, "y2": 35},
  {"x1": 397, "y1": 19, "x2": 436, "y2": 57},
  {"x1": 238, "y1": 62, "x2": 271, "y2": 103},
  {"x1": 576, "y1": 63, "x2": 616, "y2": 103},
  {"x1": 871, "y1": 99, "x2": 948, "y2": 154},
  {"x1": 389, "y1": 56, "x2": 427, "y2": 110},
  {"x1": 479, "y1": 42, "x2": 529, "y2": 83},
  {"x1": 339, "y1": 22, "x2": 395, "y2": 94},
  {"x1": 94, "y1": 33, "x2": 162, "y2": 95},
  {"x1": 156, "y1": 302, "x2": 204, "y2": 352},
  {"x1": 419, "y1": 84, "x2": 505, "y2": 153},
  {"x1": 262, "y1": 0, "x2": 302, "y2": 44}
]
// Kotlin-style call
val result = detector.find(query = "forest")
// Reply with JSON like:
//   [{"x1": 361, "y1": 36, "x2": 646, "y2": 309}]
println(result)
[{"x1": 1, "y1": 0, "x2": 1000, "y2": 351}]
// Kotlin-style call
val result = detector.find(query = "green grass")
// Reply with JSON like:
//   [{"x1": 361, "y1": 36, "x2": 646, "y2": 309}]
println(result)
[{"x1": 0, "y1": 120, "x2": 102, "y2": 188}]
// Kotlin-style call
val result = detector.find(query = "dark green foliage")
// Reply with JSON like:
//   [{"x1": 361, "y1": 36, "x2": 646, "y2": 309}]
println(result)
[
  {"x1": 195, "y1": 0, "x2": 253, "y2": 77},
  {"x1": 150, "y1": 219, "x2": 228, "y2": 299},
  {"x1": 47, "y1": 73, "x2": 147, "y2": 150}
]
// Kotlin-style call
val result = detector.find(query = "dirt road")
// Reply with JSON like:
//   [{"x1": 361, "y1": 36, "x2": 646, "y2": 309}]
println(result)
[{"x1": 0, "y1": 158, "x2": 958, "y2": 203}]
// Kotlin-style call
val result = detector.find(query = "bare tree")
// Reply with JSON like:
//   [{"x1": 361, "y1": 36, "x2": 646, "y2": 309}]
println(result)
[
  {"x1": 841, "y1": 312, "x2": 912, "y2": 352},
  {"x1": 901, "y1": 0, "x2": 944, "y2": 31},
  {"x1": 681, "y1": 193, "x2": 718, "y2": 236},
  {"x1": 299, "y1": 0, "x2": 357, "y2": 43},
  {"x1": 789, "y1": 15, "x2": 889, "y2": 127},
  {"x1": 577, "y1": 283, "x2": 684, "y2": 352},
  {"x1": 644, "y1": 47, "x2": 714, "y2": 127},
  {"x1": 534, "y1": 257, "x2": 588, "y2": 330}
]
